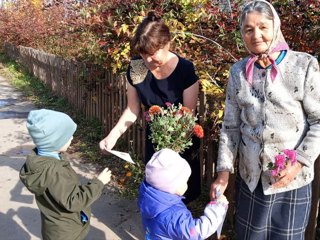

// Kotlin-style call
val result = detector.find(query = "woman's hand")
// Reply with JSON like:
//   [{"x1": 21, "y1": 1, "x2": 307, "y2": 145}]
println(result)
[
  {"x1": 210, "y1": 171, "x2": 229, "y2": 200},
  {"x1": 216, "y1": 194, "x2": 229, "y2": 206},
  {"x1": 272, "y1": 162, "x2": 303, "y2": 188},
  {"x1": 99, "y1": 130, "x2": 121, "y2": 153},
  {"x1": 99, "y1": 83, "x2": 141, "y2": 153}
]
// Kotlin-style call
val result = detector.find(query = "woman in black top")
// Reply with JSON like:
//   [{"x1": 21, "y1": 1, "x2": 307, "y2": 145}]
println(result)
[{"x1": 99, "y1": 11, "x2": 200, "y2": 203}]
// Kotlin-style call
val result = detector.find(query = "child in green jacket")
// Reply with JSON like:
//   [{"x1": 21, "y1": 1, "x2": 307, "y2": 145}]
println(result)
[{"x1": 20, "y1": 109, "x2": 111, "y2": 240}]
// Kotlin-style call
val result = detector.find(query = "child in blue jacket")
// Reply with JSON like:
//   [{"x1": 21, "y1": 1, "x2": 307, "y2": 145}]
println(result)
[{"x1": 138, "y1": 148, "x2": 228, "y2": 240}]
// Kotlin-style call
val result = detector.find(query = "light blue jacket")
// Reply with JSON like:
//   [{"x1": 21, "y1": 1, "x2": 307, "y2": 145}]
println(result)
[{"x1": 138, "y1": 181, "x2": 227, "y2": 240}]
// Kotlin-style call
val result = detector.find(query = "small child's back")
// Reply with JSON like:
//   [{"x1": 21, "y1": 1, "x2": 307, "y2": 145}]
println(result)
[
  {"x1": 20, "y1": 151, "x2": 104, "y2": 240},
  {"x1": 20, "y1": 109, "x2": 111, "y2": 240}
]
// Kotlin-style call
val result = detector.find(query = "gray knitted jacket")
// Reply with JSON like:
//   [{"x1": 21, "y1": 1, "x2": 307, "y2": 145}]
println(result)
[{"x1": 217, "y1": 50, "x2": 320, "y2": 195}]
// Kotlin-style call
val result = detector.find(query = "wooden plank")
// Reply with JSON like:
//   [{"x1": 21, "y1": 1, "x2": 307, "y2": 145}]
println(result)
[
  {"x1": 108, "y1": 70, "x2": 113, "y2": 133},
  {"x1": 102, "y1": 71, "x2": 108, "y2": 132}
]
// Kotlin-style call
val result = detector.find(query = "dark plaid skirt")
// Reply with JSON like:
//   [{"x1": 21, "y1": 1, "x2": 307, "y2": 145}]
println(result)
[{"x1": 235, "y1": 174, "x2": 311, "y2": 240}]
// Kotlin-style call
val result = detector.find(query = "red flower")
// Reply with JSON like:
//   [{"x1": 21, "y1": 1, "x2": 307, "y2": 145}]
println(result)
[
  {"x1": 193, "y1": 124, "x2": 204, "y2": 138},
  {"x1": 148, "y1": 105, "x2": 162, "y2": 115},
  {"x1": 179, "y1": 106, "x2": 192, "y2": 115}
]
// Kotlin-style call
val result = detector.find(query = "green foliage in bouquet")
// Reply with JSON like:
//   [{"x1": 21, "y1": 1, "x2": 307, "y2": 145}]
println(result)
[{"x1": 145, "y1": 103, "x2": 204, "y2": 153}]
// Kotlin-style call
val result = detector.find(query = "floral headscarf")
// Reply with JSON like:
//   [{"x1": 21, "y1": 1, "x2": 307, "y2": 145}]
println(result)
[{"x1": 240, "y1": 0, "x2": 289, "y2": 85}]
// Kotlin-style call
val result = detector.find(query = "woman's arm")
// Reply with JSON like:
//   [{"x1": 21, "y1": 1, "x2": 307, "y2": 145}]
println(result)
[
  {"x1": 211, "y1": 72, "x2": 241, "y2": 199},
  {"x1": 273, "y1": 56, "x2": 320, "y2": 188},
  {"x1": 295, "y1": 57, "x2": 320, "y2": 166},
  {"x1": 183, "y1": 81, "x2": 199, "y2": 111},
  {"x1": 99, "y1": 83, "x2": 141, "y2": 151}
]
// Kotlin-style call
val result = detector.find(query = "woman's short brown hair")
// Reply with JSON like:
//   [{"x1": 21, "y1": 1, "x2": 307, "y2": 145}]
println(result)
[{"x1": 131, "y1": 11, "x2": 171, "y2": 55}]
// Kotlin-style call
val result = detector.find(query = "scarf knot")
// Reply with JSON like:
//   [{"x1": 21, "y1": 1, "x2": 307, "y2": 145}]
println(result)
[{"x1": 245, "y1": 42, "x2": 289, "y2": 85}]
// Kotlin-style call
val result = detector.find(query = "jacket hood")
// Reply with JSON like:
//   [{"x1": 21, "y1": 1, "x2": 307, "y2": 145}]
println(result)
[
  {"x1": 138, "y1": 181, "x2": 183, "y2": 219},
  {"x1": 20, "y1": 150, "x2": 66, "y2": 195}
]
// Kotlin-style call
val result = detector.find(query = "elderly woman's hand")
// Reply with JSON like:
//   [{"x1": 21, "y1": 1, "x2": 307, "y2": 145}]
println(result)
[
  {"x1": 272, "y1": 161, "x2": 303, "y2": 188},
  {"x1": 210, "y1": 171, "x2": 229, "y2": 200}
]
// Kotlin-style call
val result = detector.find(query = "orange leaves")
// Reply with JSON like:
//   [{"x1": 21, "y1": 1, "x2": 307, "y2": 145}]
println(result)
[
  {"x1": 31, "y1": 0, "x2": 42, "y2": 10},
  {"x1": 0, "y1": 0, "x2": 65, "y2": 49}
]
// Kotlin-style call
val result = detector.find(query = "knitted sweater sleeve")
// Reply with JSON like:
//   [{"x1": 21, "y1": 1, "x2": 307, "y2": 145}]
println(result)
[
  {"x1": 216, "y1": 70, "x2": 241, "y2": 173},
  {"x1": 296, "y1": 56, "x2": 320, "y2": 166}
]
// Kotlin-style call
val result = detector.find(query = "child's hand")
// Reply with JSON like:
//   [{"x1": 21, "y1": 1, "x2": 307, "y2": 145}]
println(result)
[
  {"x1": 216, "y1": 195, "x2": 228, "y2": 206},
  {"x1": 209, "y1": 195, "x2": 228, "y2": 208},
  {"x1": 97, "y1": 168, "x2": 112, "y2": 185},
  {"x1": 210, "y1": 171, "x2": 229, "y2": 200}
]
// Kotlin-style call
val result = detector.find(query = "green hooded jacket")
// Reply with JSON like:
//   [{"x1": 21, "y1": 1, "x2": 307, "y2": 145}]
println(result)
[{"x1": 19, "y1": 150, "x2": 104, "y2": 240}]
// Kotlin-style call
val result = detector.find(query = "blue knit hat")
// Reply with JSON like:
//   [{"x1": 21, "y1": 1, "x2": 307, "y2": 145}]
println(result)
[{"x1": 27, "y1": 109, "x2": 77, "y2": 152}]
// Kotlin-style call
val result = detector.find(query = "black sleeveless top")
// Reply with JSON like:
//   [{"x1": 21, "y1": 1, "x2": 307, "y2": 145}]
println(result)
[
  {"x1": 126, "y1": 54, "x2": 199, "y2": 163},
  {"x1": 127, "y1": 54, "x2": 201, "y2": 202},
  {"x1": 126, "y1": 55, "x2": 198, "y2": 109}
]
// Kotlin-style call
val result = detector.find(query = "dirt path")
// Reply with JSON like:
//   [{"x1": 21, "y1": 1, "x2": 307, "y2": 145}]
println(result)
[{"x1": 0, "y1": 74, "x2": 144, "y2": 240}]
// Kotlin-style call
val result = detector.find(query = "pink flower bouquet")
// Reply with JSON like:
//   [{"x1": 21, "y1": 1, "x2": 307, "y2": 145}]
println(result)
[{"x1": 267, "y1": 149, "x2": 297, "y2": 177}]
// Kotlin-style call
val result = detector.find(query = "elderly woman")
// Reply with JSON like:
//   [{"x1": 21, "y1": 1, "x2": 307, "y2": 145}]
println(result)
[
  {"x1": 99, "y1": 11, "x2": 201, "y2": 203},
  {"x1": 211, "y1": 0, "x2": 320, "y2": 239}
]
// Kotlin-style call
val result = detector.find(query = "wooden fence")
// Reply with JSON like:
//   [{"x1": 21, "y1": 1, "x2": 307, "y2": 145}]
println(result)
[
  {"x1": 3, "y1": 43, "x2": 148, "y2": 159},
  {"x1": 3, "y1": 43, "x2": 319, "y2": 239}
]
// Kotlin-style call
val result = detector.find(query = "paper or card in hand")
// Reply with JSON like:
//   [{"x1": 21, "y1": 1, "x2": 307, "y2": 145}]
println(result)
[{"x1": 106, "y1": 150, "x2": 135, "y2": 164}]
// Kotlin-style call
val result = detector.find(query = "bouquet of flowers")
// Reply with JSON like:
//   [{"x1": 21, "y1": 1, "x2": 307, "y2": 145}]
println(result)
[
  {"x1": 267, "y1": 149, "x2": 297, "y2": 176},
  {"x1": 145, "y1": 102, "x2": 204, "y2": 153}
]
